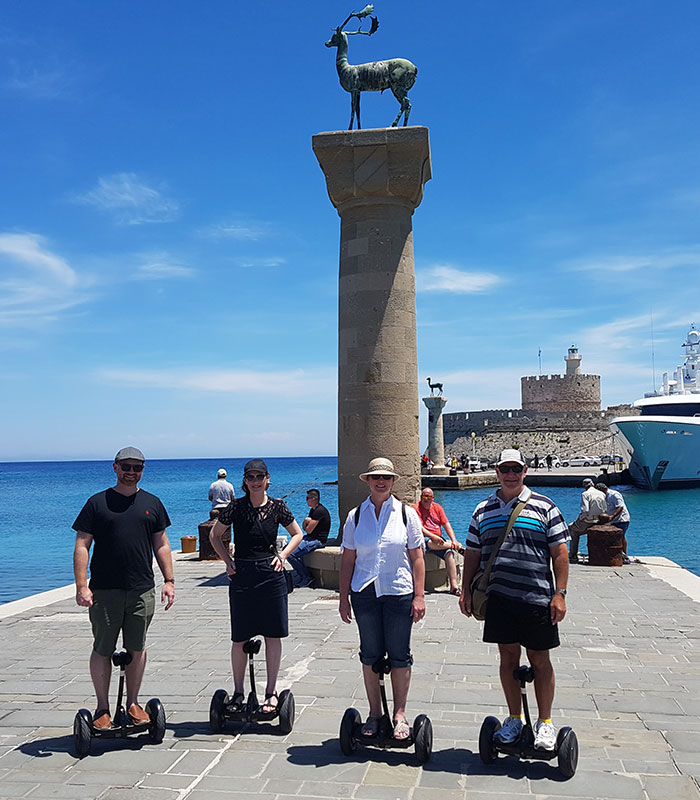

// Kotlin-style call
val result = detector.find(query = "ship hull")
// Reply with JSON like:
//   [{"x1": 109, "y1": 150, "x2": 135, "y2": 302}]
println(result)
[{"x1": 610, "y1": 416, "x2": 700, "y2": 489}]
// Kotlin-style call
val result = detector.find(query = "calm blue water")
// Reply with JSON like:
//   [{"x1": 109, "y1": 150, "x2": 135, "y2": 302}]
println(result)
[{"x1": 1, "y1": 457, "x2": 698, "y2": 604}]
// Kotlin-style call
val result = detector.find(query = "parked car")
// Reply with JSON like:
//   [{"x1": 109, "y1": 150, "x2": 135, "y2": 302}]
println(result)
[
  {"x1": 600, "y1": 454, "x2": 624, "y2": 465},
  {"x1": 467, "y1": 457, "x2": 481, "y2": 471},
  {"x1": 560, "y1": 455, "x2": 602, "y2": 467}
]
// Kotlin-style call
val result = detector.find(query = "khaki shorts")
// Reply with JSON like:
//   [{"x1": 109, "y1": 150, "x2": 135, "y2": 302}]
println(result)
[{"x1": 89, "y1": 588, "x2": 156, "y2": 657}]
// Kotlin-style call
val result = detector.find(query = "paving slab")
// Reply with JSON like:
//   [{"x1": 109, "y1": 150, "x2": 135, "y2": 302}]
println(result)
[{"x1": 0, "y1": 556, "x2": 699, "y2": 799}]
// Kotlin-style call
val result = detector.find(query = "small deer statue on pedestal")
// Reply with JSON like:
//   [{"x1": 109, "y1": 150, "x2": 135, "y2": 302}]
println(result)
[{"x1": 325, "y1": 5, "x2": 418, "y2": 130}]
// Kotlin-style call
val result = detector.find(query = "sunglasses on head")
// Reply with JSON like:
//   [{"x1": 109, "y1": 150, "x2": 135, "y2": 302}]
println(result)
[
  {"x1": 118, "y1": 462, "x2": 144, "y2": 472},
  {"x1": 497, "y1": 464, "x2": 524, "y2": 474},
  {"x1": 245, "y1": 473, "x2": 267, "y2": 482},
  {"x1": 368, "y1": 474, "x2": 394, "y2": 481}
]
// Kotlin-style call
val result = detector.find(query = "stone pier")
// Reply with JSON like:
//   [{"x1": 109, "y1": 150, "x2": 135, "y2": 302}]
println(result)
[
  {"x1": 423, "y1": 394, "x2": 449, "y2": 474},
  {"x1": 313, "y1": 127, "x2": 432, "y2": 521}
]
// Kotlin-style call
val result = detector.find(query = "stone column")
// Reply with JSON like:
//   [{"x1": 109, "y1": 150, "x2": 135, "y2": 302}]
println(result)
[
  {"x1": 422, "y1": 395, "x2": 449, "y2": 474},
  {"x1": 313, "y1": 127, "x2": 432, "y2": 521}
]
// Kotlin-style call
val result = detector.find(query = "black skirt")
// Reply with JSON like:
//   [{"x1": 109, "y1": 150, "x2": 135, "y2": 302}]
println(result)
[{"x1": 228, "y1": 557, "x2": 289, "y2": 642}]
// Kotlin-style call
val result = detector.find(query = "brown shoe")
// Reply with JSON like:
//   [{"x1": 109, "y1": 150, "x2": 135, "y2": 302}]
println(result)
[
  {"x1": 93, "y1": 709, "x2": 111, "y2": 729},
  {"x1": 128, "y1": 703, "x2": 149, "y2": 724}
]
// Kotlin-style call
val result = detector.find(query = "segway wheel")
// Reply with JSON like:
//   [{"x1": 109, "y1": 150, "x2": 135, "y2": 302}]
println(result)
[
  {"x1": 278, "y1": 689, "x2": 295, "y2": 734},
  {"x1": 413, "y1": 714, "x2": 433, "y2": 763},
  {"x1": 146, "y1": 698, "x2": 166, "y2": 744},
  {"x1": 73, "y1": 709, "x2": 93, "y2": 758},
  {"x1": 209, "y1": 689, "x2": 229, "y2": 733},
  {"x1": 339, "y1": 707, "x2": 361, "y2": 756},
  {"x1": 556, "y1": 727, "x2": 579, "y2": 778},
  {"x1": 478, "y1": 716, "x2": 501, "y2": 764}
]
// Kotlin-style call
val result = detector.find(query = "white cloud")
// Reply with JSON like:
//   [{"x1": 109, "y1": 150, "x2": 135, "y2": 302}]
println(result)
[
  {"x1": 73, "y1": 173, "x2": 179, "y2": 225},
  {"x1": 564, "y1": 247, "x2": 700, "y2": 274},
  {"x1": 0, "y1": 232, "x2": 88, "y2": 326},
  {"x1": 198, "y1": 218, "x2": 270, "y2": 241},
  {"x1": 5, "y1": 60, "x2": 69, "y2": 99},
  {"x1": 96, "y1": 366, "x2": 336, "y2": 399},
  {"x1": 417, "y1": 265, "x2": 504, "y2": 294},
  {"x1": 132, "y1": 253, "x2": 195, "y2": 281},
  {"x1": 234, "y1": 257, "x2": 286, "y2": 268}
]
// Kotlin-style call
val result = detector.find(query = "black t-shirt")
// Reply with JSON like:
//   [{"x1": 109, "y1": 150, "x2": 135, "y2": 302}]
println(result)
[
  {"x1": 307, "y1": 503, "x2": 331, "y2": 544},
  {"x1": 72, "y1": 488, "x2": 171, "y2": 591},
  {"x1": 217, "y1": 496, "x2": 294, "y2": 559}
]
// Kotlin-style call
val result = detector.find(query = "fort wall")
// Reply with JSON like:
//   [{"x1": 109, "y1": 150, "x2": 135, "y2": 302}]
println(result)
[{"x1": 521, "y1": 373, "x2": 601, "y2": 412}]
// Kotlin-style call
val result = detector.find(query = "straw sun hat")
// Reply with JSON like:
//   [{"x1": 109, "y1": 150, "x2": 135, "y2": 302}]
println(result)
[{"x1": 359, "y1": 457, "x2": 400, "y2": 482}]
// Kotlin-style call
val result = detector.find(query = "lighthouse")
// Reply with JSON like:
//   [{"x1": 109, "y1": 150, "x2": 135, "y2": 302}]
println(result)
[{"x1": 565, "y1": 345, "x2": 582, "y2": 377}]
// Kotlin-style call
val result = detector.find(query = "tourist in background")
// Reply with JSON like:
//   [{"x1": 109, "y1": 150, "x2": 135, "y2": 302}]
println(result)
[
  {"x1": 459, "y1": 448, "x2": 570, "y2": 752},
  {"x1": 413, "y1": 487, "x2": 462, "y2": 595},
  {"x1": 72, "y1": 447, "x2": 175, "y2": 730},
  {"x1": 568, "y1": 478, "x2": 607, "y2": 563},
  {"x1": 287, "y1": 488, "x2": 331, "y2": 588},
  {"x1": 209, "y1": 459, "x2": 303, "y2": 715},
  {"x1": 596, "y1": 483, "x2": 632, "y2": 564},
  {"x1": 339, "y1": 457, "x2": 425, "y2": 741},
  {"x1": 209, "y1": 468, "x2": 235, "y2": 514}
]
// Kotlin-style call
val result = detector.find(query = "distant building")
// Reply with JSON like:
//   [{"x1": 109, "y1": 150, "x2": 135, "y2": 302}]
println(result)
[{"x1": 521, "y1": 345, "x2": 601, "y2": 412}]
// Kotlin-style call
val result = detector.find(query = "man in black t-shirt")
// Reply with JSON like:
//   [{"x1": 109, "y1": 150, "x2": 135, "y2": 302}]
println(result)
[
  {"x1": 72, "y1": 446, "x2": 175, "y2": 731},
  {"x1": 287, "y1": 488, "x2": 331, "y2": 588}
]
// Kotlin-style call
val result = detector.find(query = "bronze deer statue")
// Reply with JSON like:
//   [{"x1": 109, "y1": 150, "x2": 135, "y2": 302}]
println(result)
[
  {"x1": 426, "y1": 377, "x2": 443, "y2": 396},
  {"x1": 325, "y1": 6, "x2": 418, "y2": 130}
]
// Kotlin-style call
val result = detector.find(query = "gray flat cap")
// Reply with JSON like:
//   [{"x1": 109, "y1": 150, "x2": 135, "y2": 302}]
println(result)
[{"x1": 115, "y1": 446, "x2": 145, "y2": 462}]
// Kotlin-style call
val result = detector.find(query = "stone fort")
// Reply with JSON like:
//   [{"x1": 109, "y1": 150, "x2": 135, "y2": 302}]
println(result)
[{"x1": 521, "y1": 345, "x2": 600, "y2": 412}]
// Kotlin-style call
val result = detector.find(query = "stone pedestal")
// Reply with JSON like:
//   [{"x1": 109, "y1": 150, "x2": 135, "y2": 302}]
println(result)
[
  {"x1": 423, "y1": 394, "x2": 448, "y2": 474},
  {"x1": 313, "y1": 127, "x2": 432, "y2": 522}
]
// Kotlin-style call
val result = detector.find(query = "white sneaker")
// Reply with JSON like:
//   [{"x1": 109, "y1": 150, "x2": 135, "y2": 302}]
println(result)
[
  {"x1": 534, "y1": 720, "x2": 557, "y2": 751},
  {"x1": 494, "y1": 716, "x2": 523, "y2": 744}
]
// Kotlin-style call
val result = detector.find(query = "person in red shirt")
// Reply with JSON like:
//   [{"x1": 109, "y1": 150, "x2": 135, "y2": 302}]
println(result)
[{"x1": 412, "y1": 488, "x2": 462, "y2": 594}]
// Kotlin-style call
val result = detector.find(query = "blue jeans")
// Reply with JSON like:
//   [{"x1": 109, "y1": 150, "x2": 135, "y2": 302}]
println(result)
[
  {"x1": 350, "y1": 583, "x2": 414, "y2": 668},
  {"x1": 287, "y1": 538, "x2": 323, "y2": 586}
]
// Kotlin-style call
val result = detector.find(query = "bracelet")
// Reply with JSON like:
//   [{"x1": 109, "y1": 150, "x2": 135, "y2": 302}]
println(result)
[{"x1": 164, "y1": 578, "x2": 175, "y2": 584}]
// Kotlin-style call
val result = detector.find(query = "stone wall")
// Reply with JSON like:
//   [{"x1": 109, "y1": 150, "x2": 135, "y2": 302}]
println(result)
[{"x1": 521, "y1": 373, "x2": 601, "y2": 412}]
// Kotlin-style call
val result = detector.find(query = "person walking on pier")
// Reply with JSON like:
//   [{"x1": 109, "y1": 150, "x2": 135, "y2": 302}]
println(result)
[
  {"x1": 72, "y1": 447, "x2": 176, "y2": 731},
  {"x1": 413, "y1": 488, "x2": 462, "y2": 594},
  {"x1": 339, "y1": 457, "x2": 426, "y2": 741},
  {"x1": 459, "y1": 448, "x2": 570, "y2": 752},
  {"x1": 568, "y1": 478, "x2": 607, "y2": 563}
]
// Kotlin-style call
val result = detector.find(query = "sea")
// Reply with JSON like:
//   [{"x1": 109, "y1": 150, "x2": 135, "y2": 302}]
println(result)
[{"x1": 2, "y1": 456, "x2": 699, "y2": 606}]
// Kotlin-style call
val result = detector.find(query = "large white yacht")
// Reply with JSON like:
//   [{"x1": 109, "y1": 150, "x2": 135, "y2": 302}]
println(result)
[{"x1": 610, "y1": 327, "x2": 700, "y2": 489}]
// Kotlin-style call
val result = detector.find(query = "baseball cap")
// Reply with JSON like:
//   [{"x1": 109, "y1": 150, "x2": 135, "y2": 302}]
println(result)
[
  {"x1": 582, "y1": 478, "x2": 594, "y2": 488},
  {"x1": 217, "y1": 469, "x2": 227, "y2": 478},
  {"x1": 115, "y1": 446, "x2": 145, "y2": 462},
  {"x1": 496, "y1": 448, "x2": 526, "y2": 466},
  {"x1": 243, "y1": 458, "x2": 268, "y2": 475}
]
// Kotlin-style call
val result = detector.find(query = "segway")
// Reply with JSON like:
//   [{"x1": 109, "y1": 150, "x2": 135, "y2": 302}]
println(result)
[
  {"x1": 209, "y1": 638, "x2": 295, "y2": 734},
  {"x1": 339, "y1": 657, "x2": 433, "y2": 764},
  {"x1": 478, "y1": 665, "x2": 578, "y2": 778},
  {"x1": 73, "y1": 650, "x2": 166, "y2": 758}
]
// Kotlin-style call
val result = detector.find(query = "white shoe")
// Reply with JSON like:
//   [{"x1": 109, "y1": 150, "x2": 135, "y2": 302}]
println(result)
[
  {"x1": 494, "y1": 716, "x2": 523, "y2": 744},
  {"x1": 534, "y1": 720, "x2": 557, "y2": 751}
]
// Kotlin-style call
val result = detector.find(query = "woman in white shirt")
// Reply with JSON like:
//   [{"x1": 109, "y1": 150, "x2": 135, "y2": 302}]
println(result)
[{"x1": 339, "y1": 457, "x2": 426, "y2": 741}]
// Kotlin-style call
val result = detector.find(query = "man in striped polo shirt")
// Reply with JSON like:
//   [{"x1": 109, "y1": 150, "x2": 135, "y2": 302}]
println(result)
[{"x1": 459, "y1": 448, "x2": 570, "y2": 751}]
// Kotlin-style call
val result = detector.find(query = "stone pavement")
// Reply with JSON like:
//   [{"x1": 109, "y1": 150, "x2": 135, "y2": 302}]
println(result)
[{"x1": 1, "y1": 555, "x2": 699, "y2": 800}]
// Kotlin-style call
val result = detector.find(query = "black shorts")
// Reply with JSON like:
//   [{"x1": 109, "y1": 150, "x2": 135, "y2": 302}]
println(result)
[{"x1": 483, "y1": 592, "x2": 560, "y2": 651}]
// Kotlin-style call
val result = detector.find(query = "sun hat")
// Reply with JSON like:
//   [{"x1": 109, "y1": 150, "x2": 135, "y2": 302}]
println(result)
[
  {"x1": 496, "y1": 448, "x2": 526, "y2": 466},
  {"x1": 243, "y1": 458, "x2": 268, "y2": 475},
  {"x1": 359, "y1": 457, "x2": 399, "y2": 482},
  {"x1": 217, "y1": 468, "x2": 227, "y2": 478},
  {"x1": 115, "y1": 446, "x2": 145, "y2": 462}
]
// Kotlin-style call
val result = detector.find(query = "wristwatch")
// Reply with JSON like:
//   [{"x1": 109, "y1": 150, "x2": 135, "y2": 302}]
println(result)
[
  {"x1": 554, "y1": 588, "x2": 567, "y2": 596},
  {"x1": 164, "y1": 578, "x2": 175, "y2": 584}
]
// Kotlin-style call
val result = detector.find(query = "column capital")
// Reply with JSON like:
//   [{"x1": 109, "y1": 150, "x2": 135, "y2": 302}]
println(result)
[
  {"x1": 312, "y1": 126, "x2": 432, "y2": 215},
  {"x1": 422, "y1": 395, "x2": 448, "y2": 412}
]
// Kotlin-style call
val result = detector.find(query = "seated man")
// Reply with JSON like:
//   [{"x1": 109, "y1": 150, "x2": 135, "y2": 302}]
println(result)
[
  {"x1": 287, "y1": 489, "x2": 331, "y2": 588},
  {"x1": 413, "y1": 488, "x2": 462, "y2": 594},
  {"x1": 568, "y1": 478, "x2": 607, "y2": 563},
  {"x1": 596, "y1": 482, "x2": 632, "y2": 564}
]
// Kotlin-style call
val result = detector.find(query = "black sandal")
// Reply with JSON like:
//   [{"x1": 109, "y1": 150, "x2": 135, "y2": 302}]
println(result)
[
  {"x1": 261, "y1": 692, "x2": 278, "y2": 713},
  {"x1": 225, "y1": 692, "x2": 245, "y2": 714}
]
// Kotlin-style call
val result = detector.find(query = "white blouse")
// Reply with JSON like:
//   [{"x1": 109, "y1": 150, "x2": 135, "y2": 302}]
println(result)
[{"x1": 342, "y1": 495, "x2": 424, "y2": 596}]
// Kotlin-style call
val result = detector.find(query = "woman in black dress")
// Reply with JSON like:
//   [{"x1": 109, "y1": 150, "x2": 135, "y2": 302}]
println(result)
[{"x1": 209, "y1": 459, "x2": 303, "y2": 713}]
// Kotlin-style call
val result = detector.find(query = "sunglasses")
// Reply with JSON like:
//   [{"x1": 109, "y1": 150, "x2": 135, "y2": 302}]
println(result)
[
  {"x1": 497, "y1": 464, "x2": 524, "y2": 474},
  {"x1": 118, "y1": 462, "x2": 144, "y2": 472},
  {"x1": 245, "y1": 473, "x2": 267, "y2": 482},
  {"x1": 368, "y1": 474, "x2": 394, "y2": 481}
]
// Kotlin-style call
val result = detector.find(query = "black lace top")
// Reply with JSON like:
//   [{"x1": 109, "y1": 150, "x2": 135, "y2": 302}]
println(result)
[{"x1": 218, "y1": 496, "x2": 294, "y2": 560}]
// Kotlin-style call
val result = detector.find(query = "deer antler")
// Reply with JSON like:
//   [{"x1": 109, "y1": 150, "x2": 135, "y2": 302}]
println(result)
[{"x1": 339, "y1": 4, "x2": 376, "y2": 31}]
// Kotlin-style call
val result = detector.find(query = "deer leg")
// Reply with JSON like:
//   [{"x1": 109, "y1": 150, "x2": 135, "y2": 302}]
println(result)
[
  {"x1": 402, "y1": 97, "x2": 411, "y2": 126},
  {"x1": 355, "y1": 92, "x2": 361, "y2": 130},
  {"x1": 390, "y1": 88, "x2": 408, "y2": 127}
]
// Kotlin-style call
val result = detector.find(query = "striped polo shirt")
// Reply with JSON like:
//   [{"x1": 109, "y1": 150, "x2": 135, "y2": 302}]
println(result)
[{"x1": 466, "y1": 487, "x2": 570, "y2": 607}]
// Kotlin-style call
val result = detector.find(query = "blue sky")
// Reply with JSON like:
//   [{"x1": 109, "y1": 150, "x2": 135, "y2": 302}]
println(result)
[{"x1": 2, "y1": 0, "x2": 699, "y2": 461}]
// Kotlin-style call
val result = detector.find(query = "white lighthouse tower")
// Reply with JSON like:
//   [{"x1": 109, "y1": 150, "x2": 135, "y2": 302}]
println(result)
[{"x1": 565, "y1": 345, "x2": 582, "y2": 377}]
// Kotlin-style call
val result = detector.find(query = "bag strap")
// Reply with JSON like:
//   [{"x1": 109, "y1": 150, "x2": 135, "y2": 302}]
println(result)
[{"x1": 478, "y1": 494, "x2": 529, "y2": 589}]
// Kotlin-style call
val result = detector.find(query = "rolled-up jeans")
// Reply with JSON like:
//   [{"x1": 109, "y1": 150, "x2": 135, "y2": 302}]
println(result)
[{"x1": 350, "y1": 582, "x2": 414, "y2": 668}]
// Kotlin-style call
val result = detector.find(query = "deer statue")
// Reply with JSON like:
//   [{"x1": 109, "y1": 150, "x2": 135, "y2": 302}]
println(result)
[
  {"x1": 325, "y1": 5, "x2": 418, "y2": 130},
  {"x1": 426, "y1": 377, "x2": 443, "y2": 396}
]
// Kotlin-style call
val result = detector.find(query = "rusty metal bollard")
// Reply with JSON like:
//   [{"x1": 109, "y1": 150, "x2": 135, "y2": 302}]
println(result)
[
  {"x1": 587, "y1": 523, "x2": 624, "y2": 567},
  {"x1": 198, "y1": 510, "x2": 231, "y2": 560}
]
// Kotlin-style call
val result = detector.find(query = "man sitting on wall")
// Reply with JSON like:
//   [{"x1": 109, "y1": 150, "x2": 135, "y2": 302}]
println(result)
[
  {"x1": 413, "y1": 488, "x2": 462, "y2": 594},
  {"x1": 568, "y1": 478, "x2": 607, "y2": 563}
]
